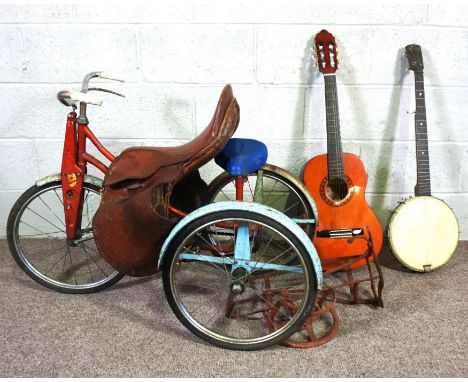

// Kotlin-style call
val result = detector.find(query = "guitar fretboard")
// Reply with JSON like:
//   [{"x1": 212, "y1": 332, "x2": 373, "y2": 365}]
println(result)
[
  {"x1": 324, "y1": 75, "x2": 344, "y2": 180},
  {"x1": 413, "y1": 71, "x2": 431, "y2": 196}
]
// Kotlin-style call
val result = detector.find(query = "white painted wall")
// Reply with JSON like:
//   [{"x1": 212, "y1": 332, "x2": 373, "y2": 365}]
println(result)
[{"x1": 0, "y1": 2, "x2": 467, "y2": 238}]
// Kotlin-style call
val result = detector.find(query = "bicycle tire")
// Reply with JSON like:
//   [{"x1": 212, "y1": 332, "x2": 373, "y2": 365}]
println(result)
[
  {"x1": 7, "y1": 181, "x2": 124, "y2": 294},
  {"x1": 162, "y1": 209, "x2": 317, "y2": 351},
  {"x1": 206, "y1": 166, "x2": 316, "y2": 237}
]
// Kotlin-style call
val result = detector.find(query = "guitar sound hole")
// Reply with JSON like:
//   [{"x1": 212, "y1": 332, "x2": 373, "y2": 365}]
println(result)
[{"x1": 326, "y1": 178, "x2": 348, "y2": 201}]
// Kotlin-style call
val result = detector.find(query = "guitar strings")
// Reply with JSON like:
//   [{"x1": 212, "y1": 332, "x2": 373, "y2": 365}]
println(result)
[
  {"x1": 324, "y1": 74, "x2": 343, "y2": 228},
  {"x1": 413, "y1": 70, "x2": 431, "y2": 267}
]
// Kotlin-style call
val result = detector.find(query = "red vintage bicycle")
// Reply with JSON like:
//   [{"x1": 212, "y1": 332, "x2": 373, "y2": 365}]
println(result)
[{"x1": 7, "y1": 72, "x2": 128, "y2": 293}]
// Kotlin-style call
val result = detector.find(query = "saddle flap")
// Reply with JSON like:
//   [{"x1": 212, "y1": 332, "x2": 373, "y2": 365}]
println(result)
[{"x1": 92, "y1": 84, "x2": 240, "y2": 276}]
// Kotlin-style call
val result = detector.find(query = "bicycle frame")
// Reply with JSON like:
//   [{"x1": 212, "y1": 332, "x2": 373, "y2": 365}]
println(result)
[
  {"x1": 60, "y1": 110, "x2": 248, "y2": 241},
  {"x1": 61, "y1": 111, "x2": 115, "y2": 240},
  {"x1": 60, "y1": 107, "x2": 316, "y2": 282}
]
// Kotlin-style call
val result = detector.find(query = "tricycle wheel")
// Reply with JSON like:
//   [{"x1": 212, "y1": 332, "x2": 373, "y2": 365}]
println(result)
[{"x1": 162, "y1": 209, "x2": 317, "y2": 351}]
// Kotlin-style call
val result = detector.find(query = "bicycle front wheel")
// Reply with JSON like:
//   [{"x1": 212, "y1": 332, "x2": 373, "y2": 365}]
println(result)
[
  {"x1": 7, "y1": 181, "x2": 123, "y2": 294},
  {"x1": 162, "y1": 209, "x2": 317, "y2": 351}
]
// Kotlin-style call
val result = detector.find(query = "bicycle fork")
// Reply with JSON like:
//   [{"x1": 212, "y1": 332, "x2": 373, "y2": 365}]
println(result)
[{"x1": 61, "y1": 111, "x2": 86, "y2": 241}]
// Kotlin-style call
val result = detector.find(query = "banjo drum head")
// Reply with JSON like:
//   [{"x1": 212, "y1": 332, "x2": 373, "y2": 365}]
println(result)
[{"x1": 388, "y1": 196, "x2": 459, "y2": 272}]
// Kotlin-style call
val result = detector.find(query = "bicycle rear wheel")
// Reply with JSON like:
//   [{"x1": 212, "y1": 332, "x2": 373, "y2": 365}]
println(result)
[
  {"x1": 7, "y1": 181, "x2": 123, "y2": 293},
  {"x1": 207, "y1": 165, "x2": 316, "y2": 236},
  {"x1": 162, "y1": 209, "x2": 317, "y2": 351}
]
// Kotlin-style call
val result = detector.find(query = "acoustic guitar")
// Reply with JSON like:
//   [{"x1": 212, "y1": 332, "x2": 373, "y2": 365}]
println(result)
[
  {"x1": 387, "y1": 44, "x2": 459, "y2": 272},
  {"x1": 303, "y1": 29, "x2": 383, "y2": 270}
]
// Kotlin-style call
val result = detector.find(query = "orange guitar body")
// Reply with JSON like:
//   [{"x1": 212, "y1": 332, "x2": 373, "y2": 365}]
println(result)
[{"x1": 303, "y1": 152, "x2": 383, "y2": 270}]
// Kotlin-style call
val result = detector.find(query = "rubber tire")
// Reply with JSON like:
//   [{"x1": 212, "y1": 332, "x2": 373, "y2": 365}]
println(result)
[
  {"x1": 162, "y1": 209, "x2": 317, "y2": 351},
  {"x1": 206, "y1": 168, "x2": 316, "y2": 237},
  {"x1": 7, "y1": 181, "x2": 124, "y2": 294}
]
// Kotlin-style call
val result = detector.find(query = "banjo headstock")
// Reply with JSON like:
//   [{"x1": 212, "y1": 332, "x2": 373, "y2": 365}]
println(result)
[{"x1": 405, "y1": 44, "x2": 424, "y2": 73}]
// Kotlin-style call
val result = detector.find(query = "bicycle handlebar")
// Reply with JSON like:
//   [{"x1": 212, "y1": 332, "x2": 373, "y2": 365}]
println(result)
[
  {"x1": 70, "y1": 91, "x2": 103, "y2": 106},
  {"x1": 57, "y1": 90, "x2": 77, "y2": 108},
  {"x1": 57, "y1": 90, "x2": 104, "y2": 108},
  {"x1": 57, "y1": 71, "x2": 126, "y2": 109},
  {"x1": 81, "y1": 71, "x2": 126, "y2": 92},
  {"x1": 98, "y1": 71, "x2": 126, "y2": 82}
]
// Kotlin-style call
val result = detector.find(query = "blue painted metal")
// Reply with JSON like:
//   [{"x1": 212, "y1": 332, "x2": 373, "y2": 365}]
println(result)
[
  {"x1": 35, "y1": 173, "x2": 103, "y2": 188},
  {"x1": 215, "y1": 138, "x2": 268, "y2": 176},
  {"x1": 234, "y1": 223, "x2": 251, "y2": 261},
  {"x1": 233, "y1": 222, "x2": 252, "y2": 272},
  {"x1": 292, "y1": 218, "x2": 316, "y2": 224},
  {"x1": 158, "y1": 201, "x2": 323, "y2": 288},
  {"x1": 178, "y1": 253, "x2": 304, "y2": 273}
]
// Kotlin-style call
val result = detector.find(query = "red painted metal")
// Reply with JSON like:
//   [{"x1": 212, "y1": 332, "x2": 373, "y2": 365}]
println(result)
[
  {"x1": 61, "y1": 112, "x2": 86, "y2": 239},
  {"x1": 321, "y1": 234, "x2": 384, "y2": 307},
  {"x1": 224, "y1": 233, "x2": 384, "y2": 348},
  {"x1": 235, "y1": 176, "x2": 244, "y2": 201},
  {"x1": 168, "y1": 206, "x2": 241, "y2": 232},
  {"x1": 81, "y1": 152, "x2": 108, "y2": 174},
  {"x1": 168, "y1": 205, "x2": 187, "y2": 218},
  {"x1": 280, "y1": 289, "x2": 340, "y2": 348},
  {"x1": 61, "y1": 119, "x2": 116, "y2": 240},
  {"x1": 77, "y1": 124, "x2": 87, "y2": 168},
  {"x1": 82, "y1": 125, "x2": 115, "y2": 162}
]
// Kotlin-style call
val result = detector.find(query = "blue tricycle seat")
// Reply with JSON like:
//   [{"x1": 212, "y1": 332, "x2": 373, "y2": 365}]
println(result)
[{"x1": 215, "y1": 138, "x2": 268, "y2": 176}]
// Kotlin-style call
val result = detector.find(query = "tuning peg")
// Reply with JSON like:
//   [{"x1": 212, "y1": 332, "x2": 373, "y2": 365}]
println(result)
[{"x1": 310, "y1": 48, "x2": 318, "y2": 67}]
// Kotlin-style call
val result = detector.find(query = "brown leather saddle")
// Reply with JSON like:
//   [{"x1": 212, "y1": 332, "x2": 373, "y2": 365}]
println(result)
[{"x1": 92, "y1": 85, "x2": 240, "y2": 276}]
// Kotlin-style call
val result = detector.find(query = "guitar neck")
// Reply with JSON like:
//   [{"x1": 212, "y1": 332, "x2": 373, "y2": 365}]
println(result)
[
  {"x1": 324, "y1": 74, "x2": 344, "y2": 180},
  {"x1": 413, "y1": 71, "x2": 431, "y2": 196}
]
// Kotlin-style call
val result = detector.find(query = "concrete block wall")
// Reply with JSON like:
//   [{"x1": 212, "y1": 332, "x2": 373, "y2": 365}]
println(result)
[{"x1": 0, "y1": 2, "x2": 467, "y2": 239}]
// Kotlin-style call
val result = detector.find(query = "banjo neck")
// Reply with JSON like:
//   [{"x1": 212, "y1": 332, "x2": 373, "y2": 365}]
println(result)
[
  {"x1": 413, "y1": 71, "x2": 431, "y2": 197},
  {"x1": 406, "y1": 44, "x2": 431, "y2": 197}
]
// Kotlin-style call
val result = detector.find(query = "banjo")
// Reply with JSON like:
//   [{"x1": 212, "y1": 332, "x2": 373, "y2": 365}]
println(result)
[{"x1": 388, "y1": 44, "x2": 459, "y2": 272}]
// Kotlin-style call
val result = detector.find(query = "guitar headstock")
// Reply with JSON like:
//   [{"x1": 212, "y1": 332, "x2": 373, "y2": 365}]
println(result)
[
  {"x1": 405, "y1": 44, "x2": 424, "y2": 72},
  {"x1": 314, "y1": 29, "x2": 338, "y2": 74}
]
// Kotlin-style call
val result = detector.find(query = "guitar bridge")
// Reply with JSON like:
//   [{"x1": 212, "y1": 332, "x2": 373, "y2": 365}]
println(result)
[{"x1": 317, "y1": 228, "x2": 364, "y2": 239}]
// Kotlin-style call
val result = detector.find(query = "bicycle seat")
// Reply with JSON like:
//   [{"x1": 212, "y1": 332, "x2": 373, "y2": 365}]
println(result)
[
  {"x1": 215, "y1": 138, "x2": 268, "y2": 176},
  {"x1": 93, "y1": 84, "x2": 240, "y2": 276}
]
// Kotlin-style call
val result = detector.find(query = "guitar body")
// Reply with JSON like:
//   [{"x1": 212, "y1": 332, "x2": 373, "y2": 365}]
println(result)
[
  {"x1": 388, "y1": 196, "x2": 459, "y2": 272},
  {"x1": 303, "y1": 152, "x2": 383, "y2": 269}
]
